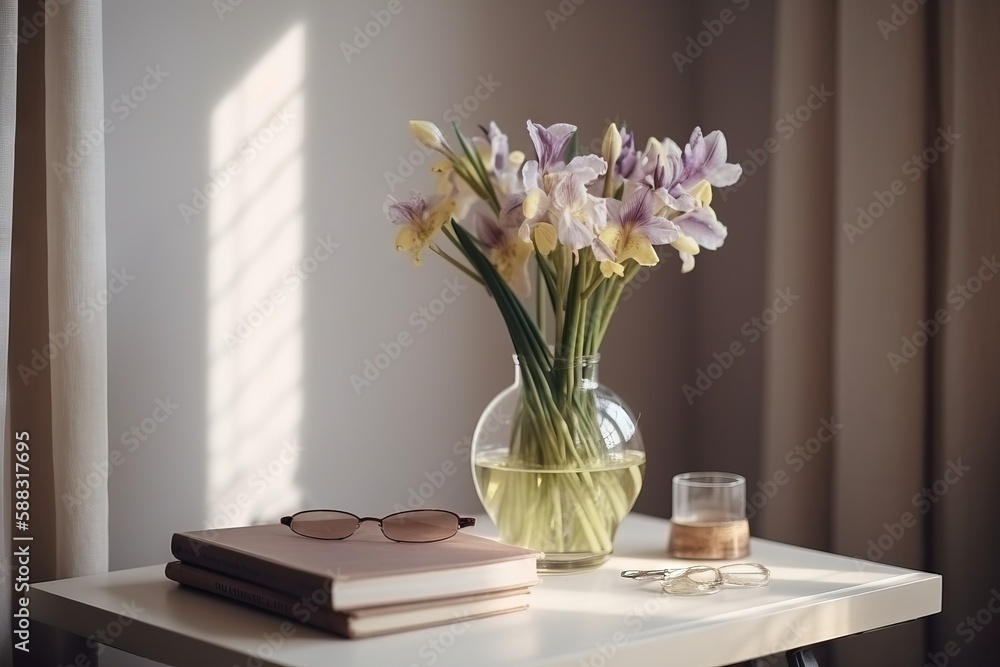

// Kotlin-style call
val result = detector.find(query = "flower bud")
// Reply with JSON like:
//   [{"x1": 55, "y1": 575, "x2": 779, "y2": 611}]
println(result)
[
  {"x1": 601, "y1": 123, "x2": 622, "y2": 167},
  {"x1": 409, "y1": 120, "x2": 450, "y2": 153}
]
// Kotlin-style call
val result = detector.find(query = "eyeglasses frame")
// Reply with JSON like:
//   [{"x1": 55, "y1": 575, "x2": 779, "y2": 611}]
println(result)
[
  {"x1": 620, "y1": 562, "x2": 770, "y2": 596},
  {"x1": 280, "y1": 509, "x2": 476, "y2": 543}
]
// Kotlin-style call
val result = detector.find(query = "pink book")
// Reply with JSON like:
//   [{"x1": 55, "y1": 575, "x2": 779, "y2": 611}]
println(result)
[
  {"x1": 170, "y1": 523, "x2": 539, "y2": 611},
  {"x1": 165, "y1": 561, "x2": 532, "y2": 638}
]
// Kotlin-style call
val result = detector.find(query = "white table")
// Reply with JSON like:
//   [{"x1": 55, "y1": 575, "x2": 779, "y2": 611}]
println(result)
[{"x1": 31, "y1": 514, "x2": 941, "y2": 667}]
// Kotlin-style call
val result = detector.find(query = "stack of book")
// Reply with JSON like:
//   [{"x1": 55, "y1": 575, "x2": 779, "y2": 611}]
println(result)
[{"x1": 165, "y1": 523, "x2": 540, "y2": 638}]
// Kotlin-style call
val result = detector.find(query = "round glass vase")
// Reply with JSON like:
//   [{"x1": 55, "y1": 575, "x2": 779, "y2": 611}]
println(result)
[{"x1": 472, "y1": 354, "x2": 645, "y2": 572}]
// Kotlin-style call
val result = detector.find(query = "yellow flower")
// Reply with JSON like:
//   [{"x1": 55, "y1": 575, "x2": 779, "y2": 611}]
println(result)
[
  {"x1": 598, "y1": 224, "x2": 656, "y2": 278},
  {"x1": 598, "y1": 189, "x2": 682, "y2": 278},
  {"x1": 477, "y1": 205, "x2": 534, "y2": 297},
  {"x1": 384, "y1": 192, "x2": 455, "y2": 266},
  {"x1": 431, "y1": 158, "x2": 478, "y2": 219},
  {"x1": 490, "y1": 236, "x2": 534, "y2": 297}
]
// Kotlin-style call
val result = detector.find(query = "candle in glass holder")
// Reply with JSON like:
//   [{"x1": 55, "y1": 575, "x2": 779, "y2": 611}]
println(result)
[{"x1": 667, "y1": 472, "x2": 749, "y2": 559}]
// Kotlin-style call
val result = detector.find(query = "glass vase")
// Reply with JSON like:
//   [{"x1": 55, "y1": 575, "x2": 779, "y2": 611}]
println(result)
[{"x1": 472, "y1": 354, "x2": 645, "y2": 572}]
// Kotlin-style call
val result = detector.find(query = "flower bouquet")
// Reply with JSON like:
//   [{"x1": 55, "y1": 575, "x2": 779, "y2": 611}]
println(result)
[{"x1": 385, "y1": 119, "x2": 741, "y2": 569}]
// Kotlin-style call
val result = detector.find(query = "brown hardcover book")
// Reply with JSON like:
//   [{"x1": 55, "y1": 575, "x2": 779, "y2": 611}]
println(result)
[
  {"x1": 164, "y1": 561, "x2": 532, "y2": 638},
  {"x1": 170, "y1": 523, "x2": 539, "y2": 611}
]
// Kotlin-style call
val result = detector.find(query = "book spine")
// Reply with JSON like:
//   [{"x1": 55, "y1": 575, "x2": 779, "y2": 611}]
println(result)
[
  {"x1": 170, "y1": 533, "x2": 334, "y2": 606},
  {"x1": 165, "y1": 563, "x2": 346, "y2": 636}
]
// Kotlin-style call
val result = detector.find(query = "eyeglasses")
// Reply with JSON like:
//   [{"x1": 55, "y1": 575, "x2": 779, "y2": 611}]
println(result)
[
  {"x1": 620, "y1": 562, "x2": 770, "y2": 596},
  {"x1": 280, "y1": 509, "x2": 476, "y2": 543}
]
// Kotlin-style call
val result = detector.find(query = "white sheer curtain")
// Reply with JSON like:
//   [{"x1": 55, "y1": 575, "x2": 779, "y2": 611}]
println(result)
[
  {"x1": 45, "y1": 0, "x2": 109, "y2": 582},
  {"x1": 2, "y1": 0, "x2": 108, "y2": 662}
]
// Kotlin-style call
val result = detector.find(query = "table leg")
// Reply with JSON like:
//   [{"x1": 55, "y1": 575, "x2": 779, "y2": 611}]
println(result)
[{"x1": 786, "y1": 647, "x2": 819, "y2": 666}]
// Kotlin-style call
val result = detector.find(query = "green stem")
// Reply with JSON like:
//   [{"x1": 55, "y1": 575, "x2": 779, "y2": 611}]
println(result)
[
  {"x1": 429, "y1": 244, "x2": 485, "y2": 286},
  {"x1": 593, "y1": 261, "x2": 642, "y2": 349},
  {"x1": 535, "y1": 262, "x2": 546, "y2": 342}
]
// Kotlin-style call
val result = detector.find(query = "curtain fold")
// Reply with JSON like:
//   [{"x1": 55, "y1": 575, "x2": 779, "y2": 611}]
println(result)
[
  {"x1": 759, "y1": 0, "x2": 836, "y2": 553},
  {"x1": 933, "y1": 3, "x2": 1000, "y2": 665},
  {"x1": 1, "y1": 0, "x2": 18, "y2": 656},
  {"x1": 44, "y1": 0, "x2": 108, "y2": 582},
  {"x1": 831, "y1": 1, "x2": 930, "y2": 663}
]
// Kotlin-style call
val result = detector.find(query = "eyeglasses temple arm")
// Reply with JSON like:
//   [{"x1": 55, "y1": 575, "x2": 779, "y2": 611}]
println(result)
[
  {"x1": 280, "y1": 516, "x2": 292, "y2": 526},
  {"x1": 620, "y1": 569, "x2": 669, "y2": 580},
  {"x1": 458, "y1": 517, "x2": 476, "y2": 528}
]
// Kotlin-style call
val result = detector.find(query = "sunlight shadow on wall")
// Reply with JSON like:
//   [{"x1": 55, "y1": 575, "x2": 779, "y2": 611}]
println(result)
[{"x1": 205, "y1": 24, "x2": 306, "y2": 528}]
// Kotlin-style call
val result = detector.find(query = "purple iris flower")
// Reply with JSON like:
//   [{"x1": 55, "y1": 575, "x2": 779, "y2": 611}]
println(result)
[
  {"x1": 615, "y1": 129, "x2": 639, "y2": 179},
  {"x1": 487, "y1": 122, "x2": 509, "y2": 173},
  {"x1": 476, "y1": 194, "x2": 533, "y2": 296},
  {"x1": 678, "y1": 127, "x2": 742, "y2": 189},
  {"x1": 526, "y1": 121, "x2": 577, "y2": 172},
  {"x1": 606, "y1": 188, "x2": 681, "y2": 246},
  {"x1": 672, "y1": 205, "x2": 728, "y2": 250},
  {"x1": 645, "y1": 155, "x2": 696, "y2": 212}
]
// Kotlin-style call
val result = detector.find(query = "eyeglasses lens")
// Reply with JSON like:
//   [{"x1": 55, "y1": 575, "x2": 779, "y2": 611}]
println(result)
[
  {"x1": 382, "y1": 510, "x2": 458, "y2": 542},
  {"x1": 291, "y1": 511, "x2": 359, "y2": 539}
]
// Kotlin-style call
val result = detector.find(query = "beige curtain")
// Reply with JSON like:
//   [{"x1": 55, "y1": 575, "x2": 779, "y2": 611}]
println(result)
[
  {"x1": 758, "y1": 0, "x2": 1000, "y2": 665},
  {"x1": 3, "y1": 0, "x2": 108, "y2": 663}
]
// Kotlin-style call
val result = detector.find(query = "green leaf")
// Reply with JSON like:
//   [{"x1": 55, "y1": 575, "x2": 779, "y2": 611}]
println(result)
[
  {"x1": 451, "y1": 222, "x2": 552, "y2": 372},
  {"x1": 452, "y1": 122, "x2": 501, "y2": 213},
  {"x1": 563, "y1": 131, "x2": 579, "y2": 162}
]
